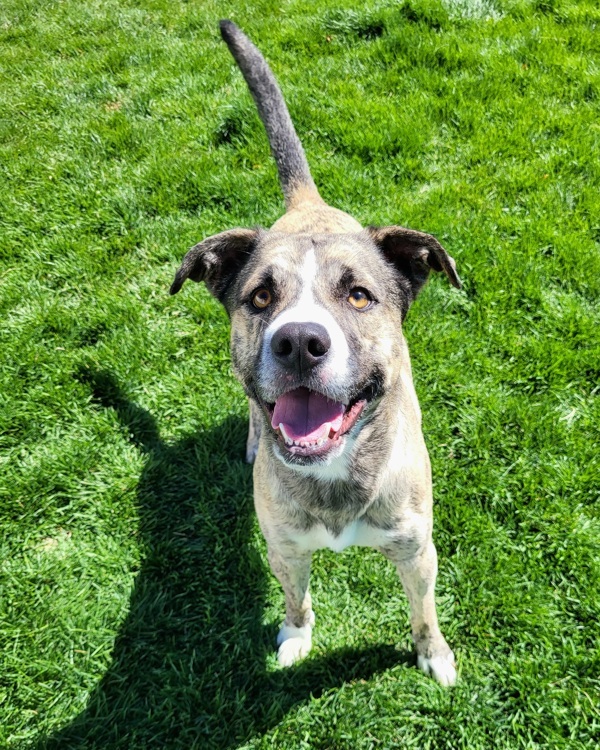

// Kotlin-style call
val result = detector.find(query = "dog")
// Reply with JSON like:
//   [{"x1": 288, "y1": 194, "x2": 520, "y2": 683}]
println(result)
[{"x1": 171, "y1": 20, "x2": 462, "y2": 686}]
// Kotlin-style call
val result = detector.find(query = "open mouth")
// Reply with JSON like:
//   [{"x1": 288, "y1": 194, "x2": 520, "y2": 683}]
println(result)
[{"x1": 263, "y1": 387, "x2": 368, "y2": 459}]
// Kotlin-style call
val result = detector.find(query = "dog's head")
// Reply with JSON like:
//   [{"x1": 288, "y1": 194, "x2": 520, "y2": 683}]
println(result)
[{"x1": 171, "y1": 227, "x2": 460, "y2": 471}]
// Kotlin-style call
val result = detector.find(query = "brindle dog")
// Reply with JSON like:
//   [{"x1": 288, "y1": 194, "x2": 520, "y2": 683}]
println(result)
[{"x1": 171, "y1": 20, "x2": 462, "y2": 685}]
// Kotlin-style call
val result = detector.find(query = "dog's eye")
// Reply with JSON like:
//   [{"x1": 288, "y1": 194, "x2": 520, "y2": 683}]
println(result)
[
  {"x1": 347, "y1": 288, "x2": 372, "y2": 310},
  {"x1": 252, "y1": 288, "x2": 272, "y2": 309}
]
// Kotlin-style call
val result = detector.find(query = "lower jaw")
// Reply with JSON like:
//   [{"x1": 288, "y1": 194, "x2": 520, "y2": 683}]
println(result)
[{"x1": 277, "y1": 433, "x2": 345, "y2": 460}]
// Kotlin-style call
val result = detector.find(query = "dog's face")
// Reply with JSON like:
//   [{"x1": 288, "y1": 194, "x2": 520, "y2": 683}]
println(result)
[{"x1": 171, "y1": 226, "x2": 460, "y2": 470}]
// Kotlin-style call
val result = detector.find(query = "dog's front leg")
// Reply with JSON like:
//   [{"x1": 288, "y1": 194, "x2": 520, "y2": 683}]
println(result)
[
  {"x1": 268, "y1": 545, "x2": 314, "y2": 667},
  {"x1": 245, "y1": 399, "x2": 262, "y2": 464},
  {"x1": 382, "y1": 540, "x2": 457, "y2": 686}
]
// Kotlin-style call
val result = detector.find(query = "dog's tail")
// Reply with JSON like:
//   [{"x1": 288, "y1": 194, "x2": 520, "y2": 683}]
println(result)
[{"x1": 219, "y1": 20, "x2": 322, "y2": 211}]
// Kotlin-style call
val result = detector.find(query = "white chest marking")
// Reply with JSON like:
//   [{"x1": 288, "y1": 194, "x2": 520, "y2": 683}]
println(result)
[{"x1": 289, "y1": 519, "x2": 395, "y2": 553}]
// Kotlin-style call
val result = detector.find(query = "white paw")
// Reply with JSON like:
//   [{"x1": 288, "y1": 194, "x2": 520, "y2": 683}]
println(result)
[
  {"x1": 276, "y1": 619, "x2": 313, "y2": 667},
  {"x1": 417, "y1": 650, "x2": 457, "y2": 687}
]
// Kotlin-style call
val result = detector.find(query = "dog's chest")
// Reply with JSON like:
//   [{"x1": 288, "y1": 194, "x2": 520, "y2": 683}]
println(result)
[{"x1": 288, "y1": 519, "x2": 394, "y2": 553}]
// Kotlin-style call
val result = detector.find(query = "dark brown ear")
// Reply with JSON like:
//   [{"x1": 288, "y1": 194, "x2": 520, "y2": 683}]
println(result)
[
  {"x1": 170, "y1": 228, "x2": 259, "y2": 300},
  {"x1": 367, "y1": 225, "x2": 461, "y2": 303}
]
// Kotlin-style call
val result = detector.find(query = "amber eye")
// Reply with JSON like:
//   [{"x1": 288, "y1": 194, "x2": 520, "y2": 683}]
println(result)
[
  {"x1": 252, "y1": 288, "x2": 272, "y2": 309},
  {"x1": 347, "y1": 288, "x2": 372, "y2": 310}
]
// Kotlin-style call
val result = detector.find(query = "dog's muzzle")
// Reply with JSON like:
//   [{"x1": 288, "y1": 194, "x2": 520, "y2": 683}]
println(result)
[{"x1": 255, "y1": 321, "x2": 375, "y2": 463}]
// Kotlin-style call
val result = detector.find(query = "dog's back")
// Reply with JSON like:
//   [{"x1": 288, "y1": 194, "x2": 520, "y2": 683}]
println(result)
[{"x1": 219, "y1": 20, "x2": 362, "y2": 234}]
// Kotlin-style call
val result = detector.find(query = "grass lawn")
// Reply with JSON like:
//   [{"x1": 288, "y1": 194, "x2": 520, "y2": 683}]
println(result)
[{"x1": 1, "y1": 0, "x2": 599, "y2": 747}]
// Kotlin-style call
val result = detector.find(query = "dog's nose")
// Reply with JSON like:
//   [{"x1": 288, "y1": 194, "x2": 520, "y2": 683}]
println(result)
[{"x1": 271, "y1": 322, "x2": 331, "y2": 373}]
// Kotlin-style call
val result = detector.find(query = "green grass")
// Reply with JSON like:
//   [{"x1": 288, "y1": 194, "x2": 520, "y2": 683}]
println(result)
[{"x1": 1, "y1": 0, "x2": 599, "y2": 747}]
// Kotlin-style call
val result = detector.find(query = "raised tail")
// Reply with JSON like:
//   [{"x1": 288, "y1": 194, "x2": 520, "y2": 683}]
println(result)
[{"x1": 219, "y1": 20, "x2": 322, "y2": 210}]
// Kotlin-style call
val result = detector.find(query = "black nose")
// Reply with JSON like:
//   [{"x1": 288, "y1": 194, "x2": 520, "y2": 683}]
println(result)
[{"x1": 271, "y1": 322, "x2": 331, "y2": 374}]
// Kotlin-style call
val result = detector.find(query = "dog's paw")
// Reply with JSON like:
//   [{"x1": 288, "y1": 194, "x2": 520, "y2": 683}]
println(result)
[
  {"x1": 276, "y1": 618, "x2": 313, "y2": 667},
  {"x1": 417, "y1": 650, "x2": 457, "y2": 687}
]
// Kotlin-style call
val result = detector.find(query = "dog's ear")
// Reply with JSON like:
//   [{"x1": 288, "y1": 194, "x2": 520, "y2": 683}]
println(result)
[
  {"x1": 367, "y1": 225, "x2": 461, "y2": 304},
  {"x1": 170, "y1": 228, "x2": 259, "y2": 300}
]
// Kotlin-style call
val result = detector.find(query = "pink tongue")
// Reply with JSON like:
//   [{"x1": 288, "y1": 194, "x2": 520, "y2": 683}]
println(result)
[{"x1": 271, "y1": 388, "x2": 345, "y2": 442}]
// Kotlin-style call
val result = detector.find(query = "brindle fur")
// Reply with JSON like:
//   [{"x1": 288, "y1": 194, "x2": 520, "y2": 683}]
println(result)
[{"x1": 171, "y1": 21, "x2": 462, "y2": 685}]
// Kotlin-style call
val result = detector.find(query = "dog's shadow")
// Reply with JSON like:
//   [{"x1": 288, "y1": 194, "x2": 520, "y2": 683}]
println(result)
[{"x1": 40, "y1": 370, "x2": 410, "y2": 749}]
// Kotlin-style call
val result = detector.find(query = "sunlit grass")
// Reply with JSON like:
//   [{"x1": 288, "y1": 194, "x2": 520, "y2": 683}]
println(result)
[{"x1": 1, "y1": 0, "x2": 599, "y2": 747}]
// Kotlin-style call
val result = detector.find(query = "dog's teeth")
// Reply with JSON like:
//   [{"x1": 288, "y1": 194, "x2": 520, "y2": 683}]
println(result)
[
  {"x1": 279, "y1": 432, "x2": 329, "y2": 450},
  {"x1": 279, "y1": 424, "x2": 294, "y2": 446}
]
